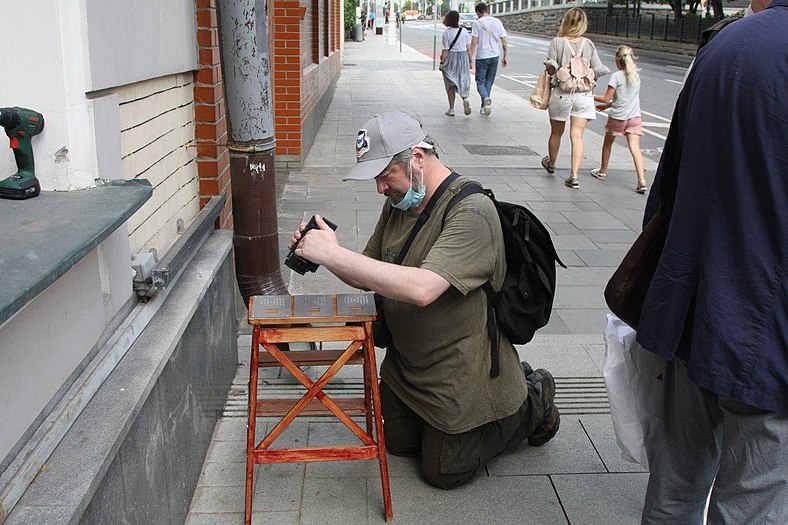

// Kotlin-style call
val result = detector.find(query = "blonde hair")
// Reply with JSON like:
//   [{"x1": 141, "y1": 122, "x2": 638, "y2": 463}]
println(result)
[
  {"x1": 616, "y1": 45, "x2": 640, "y2": 84},
  {"x1": 558, "y1": 8, "x2": 588, "y2": 38}
]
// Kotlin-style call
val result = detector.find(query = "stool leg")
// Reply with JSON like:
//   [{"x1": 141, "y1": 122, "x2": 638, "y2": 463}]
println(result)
[
  {"x1": 365, "y1": 323, "x2": 393, "y2": 522},
  {"x1": 363, "y1": 345, "x2": 373, "y2": 436},
  {"x1": 245, "y1": 328, "x2": 261, "y2": 525}
]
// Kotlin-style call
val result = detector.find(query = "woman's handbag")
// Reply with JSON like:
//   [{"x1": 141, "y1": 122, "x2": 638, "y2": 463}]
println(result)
[
  {"x1": 529, "y1": 71, "x2": 551, "y2": 110},
  {"x1": 603, "y1": 210, "x2": 669, "y2": 329}
]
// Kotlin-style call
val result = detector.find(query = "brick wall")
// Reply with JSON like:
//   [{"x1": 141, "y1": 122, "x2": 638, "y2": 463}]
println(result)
[
  {"x1": 272, "y1": 0, "x2": 343, "y2": 169},
  {"x1": 194, "y1": 0, "x2": 233, "y2": 230},
  {"x1": 116, "y1": 73, "x2": 200, "y2": 256}
]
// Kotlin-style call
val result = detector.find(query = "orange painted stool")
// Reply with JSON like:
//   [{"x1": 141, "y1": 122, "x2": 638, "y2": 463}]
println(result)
[{"x1": 245, "y1": 294, "x2": 392, "y2": 524}]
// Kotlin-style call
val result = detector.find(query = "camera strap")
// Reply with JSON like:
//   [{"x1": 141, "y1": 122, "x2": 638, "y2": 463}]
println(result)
[{"x1": 393, "y1": 171, "x2": 460, "y2": 265}]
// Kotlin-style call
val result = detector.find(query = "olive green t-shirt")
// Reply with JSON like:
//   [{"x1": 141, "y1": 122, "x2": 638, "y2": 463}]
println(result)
[{"x1": 363, "y1": 175, "x2": 527, "y2": 434}]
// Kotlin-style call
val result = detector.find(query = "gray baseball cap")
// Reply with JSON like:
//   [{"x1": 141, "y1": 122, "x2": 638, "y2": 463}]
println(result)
[{"x1": 343, "y1": 112, "x2": 427, "y2": 181}]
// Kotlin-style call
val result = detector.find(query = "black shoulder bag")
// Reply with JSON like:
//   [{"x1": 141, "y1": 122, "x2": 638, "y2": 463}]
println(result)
[{"x1": 373, "y1": 172, "x2": 461, "y2": 347}]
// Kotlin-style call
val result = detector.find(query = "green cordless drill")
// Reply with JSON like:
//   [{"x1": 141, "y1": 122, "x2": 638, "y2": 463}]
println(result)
[{"x1": 0, "y1": 107, "x2": 45, "y2": 199}]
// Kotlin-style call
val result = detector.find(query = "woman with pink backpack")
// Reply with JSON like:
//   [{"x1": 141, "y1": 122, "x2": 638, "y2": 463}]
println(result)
[{"x1": 540, "y1": 8, "x2": 609, "y2": 189}]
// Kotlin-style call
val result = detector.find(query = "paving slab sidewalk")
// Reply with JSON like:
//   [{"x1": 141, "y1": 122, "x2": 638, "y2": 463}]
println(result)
[{"x1": 188, "y1": 24, "x2": 653, "y2": 525}]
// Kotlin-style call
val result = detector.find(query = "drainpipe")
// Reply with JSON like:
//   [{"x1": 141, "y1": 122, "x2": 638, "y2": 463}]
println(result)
[{"x1": 217, "y1": 0, "x2": 288, "y2": 303}]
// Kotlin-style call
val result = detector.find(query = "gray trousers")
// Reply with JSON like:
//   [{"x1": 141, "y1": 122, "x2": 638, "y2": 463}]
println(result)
[
  {"x1": 641, "y1": 358, "x2": 788, "y2": 524},
  {"x1": 380, "y1": 380, "x2": 543, "y2": 490}
]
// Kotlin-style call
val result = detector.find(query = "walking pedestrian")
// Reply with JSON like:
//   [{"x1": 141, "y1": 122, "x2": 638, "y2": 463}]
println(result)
[
  {"x1": 469, "y1": 2, "x2": 508, "y2": 116},
  {"x1": 540, "y1": 8, "x2": 609, "y2": 188},
  {"x1": 368, "y1": 11, "x2": 375, "y2": 30},
  {"x1": 439, "y1": 10, "x2": 473, "y2": 117},
  {"x1": 360, "y1": 10, "x2": 367, "y2": 39},
  {"x1": 590, "y1": 45, "x2": 647, "y2": 193}
]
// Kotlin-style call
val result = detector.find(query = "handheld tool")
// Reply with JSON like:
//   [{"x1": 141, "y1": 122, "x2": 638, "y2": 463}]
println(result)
[
  {"x1": 285, "y1": 215, "x2": 338, "y2": 274},
  {"x1": 0, "y1": 107, "x2": 45, "y2": 199}
]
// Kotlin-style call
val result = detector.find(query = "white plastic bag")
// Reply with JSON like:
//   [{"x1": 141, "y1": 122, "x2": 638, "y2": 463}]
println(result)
[{"x1": 603, "y1": 314, "x2": 665, "y2": 469}]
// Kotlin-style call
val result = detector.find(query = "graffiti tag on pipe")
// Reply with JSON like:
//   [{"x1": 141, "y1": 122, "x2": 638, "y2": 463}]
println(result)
[{"x1": 249, "y1": 162, "x2": 265, "y2": 178}]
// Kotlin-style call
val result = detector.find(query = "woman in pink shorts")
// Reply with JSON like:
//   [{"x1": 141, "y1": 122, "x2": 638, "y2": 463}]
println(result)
[{"x1": 592, "y1": 45, "x2": 648, "y2": 193}]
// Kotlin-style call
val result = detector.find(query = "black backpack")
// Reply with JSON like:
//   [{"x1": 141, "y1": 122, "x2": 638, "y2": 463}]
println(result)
[{"x1": 443, "y1": 184, "x2": 566, "y2": 376}]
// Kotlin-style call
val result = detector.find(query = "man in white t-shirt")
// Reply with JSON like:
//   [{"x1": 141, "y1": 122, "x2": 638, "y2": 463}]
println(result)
[{"x1": 469, "y1": 2, "x2": 508, "y2": 116}]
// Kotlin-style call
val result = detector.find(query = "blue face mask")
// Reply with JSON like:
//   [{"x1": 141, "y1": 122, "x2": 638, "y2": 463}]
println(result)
[{"x1": 391, "y1": 163, "x2": 426, "y2": 210}]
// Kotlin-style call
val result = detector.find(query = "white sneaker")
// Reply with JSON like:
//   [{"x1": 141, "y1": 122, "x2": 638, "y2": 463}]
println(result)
[
  {"x1": 445, "y1": 109, "x2": 455, "y2": 116},
  {"x1": 483, "y1": 97, "x2": 492, "y2": 116}
]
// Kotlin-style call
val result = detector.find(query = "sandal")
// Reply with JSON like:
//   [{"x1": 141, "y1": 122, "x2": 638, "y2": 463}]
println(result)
[
  {"x1": 565, "y1": 177, "x2": 579, "y2": 189},
  {"x1": 635, "y1": 182, "x2": 648, "y2": 194},
  {"x1": 463, "y1": 99, "x2": 472, "y2": 116},
  {"x1": 590, "y1": 168, "x2": 607, "y2": 180},
  {"x1": 541, "y1": 156, "x2": 555, "y2": 174}
]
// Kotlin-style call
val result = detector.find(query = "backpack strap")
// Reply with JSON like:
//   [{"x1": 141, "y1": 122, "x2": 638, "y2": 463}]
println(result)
[
  {"x1": 564, "y1": 38, "x2": 577, "y2": 57},
  {"x1": 478, "y1": 19, "x2": 500, "y2": 46},
  {"x1": 393, "y1": 171, "x2": 461, "y2": 265},
  {"x1": 442, "y1": 183, "x2": 502, "y2": 377},
  {"x1": 576, "y1": 37, "x2": 587, "y2": 55},
  {"x1": 481, "y1": 283, "x2": 500, "y2": 377}
]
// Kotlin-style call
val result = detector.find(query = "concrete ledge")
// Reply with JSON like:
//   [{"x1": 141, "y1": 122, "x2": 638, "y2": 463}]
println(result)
[
  {"x1": 0, "y1": 179, "x2": 152, "y2": 327},
  {"x1": 5, "y1": 230, "x2": 236, "y2": 524}
]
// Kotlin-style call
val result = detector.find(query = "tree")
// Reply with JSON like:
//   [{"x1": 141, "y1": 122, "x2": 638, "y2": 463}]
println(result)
[
  {"x1": 345, "y1": 0, "x2": 357, "y2": 31},
  {"x1": 668, "y1": 0, "x2": 683, "y2": 19},
  {"x1": 709, "y1": 0, "x2": 724, "y2": 18},
  {"x1": 607, "y1": 0, "x2": 643, "y2": 18}
]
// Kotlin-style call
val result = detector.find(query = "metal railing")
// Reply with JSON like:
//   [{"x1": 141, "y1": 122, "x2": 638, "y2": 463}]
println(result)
[
  {"x1": 488, "y1": 1, "x2": 719, "y2": 45},
  {"x1": 587, "y1": 11, "x2": 718, "y2": 44}
]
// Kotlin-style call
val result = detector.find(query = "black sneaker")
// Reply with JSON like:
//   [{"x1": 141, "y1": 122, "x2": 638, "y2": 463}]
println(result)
[{"x1": 524, "y1": 366, "x2": 560, "y2": 446}]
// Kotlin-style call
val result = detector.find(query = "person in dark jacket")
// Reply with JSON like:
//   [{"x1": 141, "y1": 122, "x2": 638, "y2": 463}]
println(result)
[{"x1": 636, "y1": 0, "x2": 787, "y2": 523}]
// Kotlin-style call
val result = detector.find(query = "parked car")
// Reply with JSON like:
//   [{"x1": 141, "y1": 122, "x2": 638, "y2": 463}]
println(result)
[{"x1": 459, "y1": 13, "x2": 476, "y2": 31}]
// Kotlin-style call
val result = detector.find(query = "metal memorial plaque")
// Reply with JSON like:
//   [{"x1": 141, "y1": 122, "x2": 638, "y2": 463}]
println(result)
[
  {"x1": 251, "y1": 295, "x2": 291, "y2": 319},
  {"x1": 293, "y1": 294, "x2": 333, "y2": 317},
  {"x1": 337, "y1": 293, "x2": 377, "y2": 317}
]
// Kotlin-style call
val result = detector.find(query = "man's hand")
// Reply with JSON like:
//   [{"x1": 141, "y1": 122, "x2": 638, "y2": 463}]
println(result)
[
  {"x1": 502, "y1": 55, "x2": 508, "y2": 67},
  {"x1": 290, "y1": 215, "x2": 338, "y2": 266}
]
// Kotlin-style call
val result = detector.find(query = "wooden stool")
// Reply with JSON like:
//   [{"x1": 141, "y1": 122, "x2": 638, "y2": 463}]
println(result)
[{"x1": 245, "y1": 294, "x2": 393, "y2": 524}]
